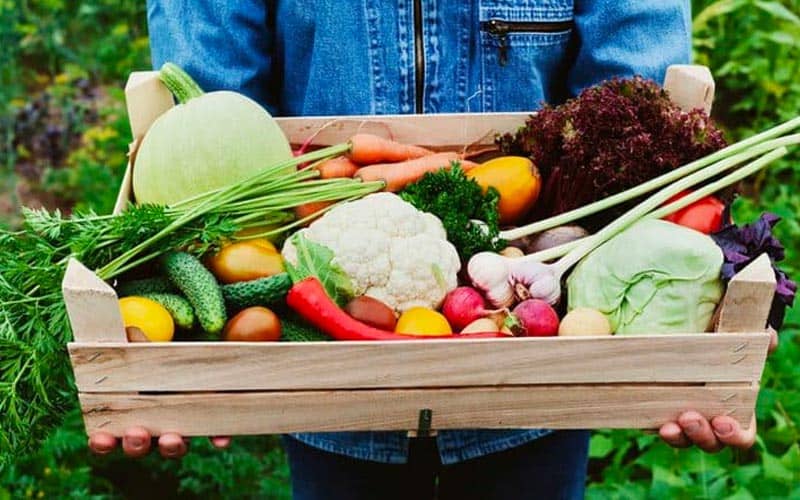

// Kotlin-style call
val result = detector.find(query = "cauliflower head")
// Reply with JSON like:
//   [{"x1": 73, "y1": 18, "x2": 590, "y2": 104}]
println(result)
[{"x1": 281, "y1": 192, "x2": 460, "y2": 312}]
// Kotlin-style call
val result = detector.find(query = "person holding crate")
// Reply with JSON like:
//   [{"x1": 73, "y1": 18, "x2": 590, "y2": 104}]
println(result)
[{"x1": 89, "y1": 1, "x2": 769, "y2": 498}]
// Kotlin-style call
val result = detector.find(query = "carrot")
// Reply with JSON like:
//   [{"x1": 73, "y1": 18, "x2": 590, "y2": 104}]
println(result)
[
  {"x1": 348, "y1": 133, "x2": 433, "y2": 165},
  {"x1": 315, "y1": 156, "x2": 359, "y2": 179},
  {"x1": 294, "y1": 201, "x2": 334, "y2": 225},
  {"x1": 355, "y1": 152, "x2": 478, "y2": 192}
]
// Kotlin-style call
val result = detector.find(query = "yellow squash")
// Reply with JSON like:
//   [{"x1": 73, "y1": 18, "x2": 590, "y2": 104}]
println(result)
[{"x1": 467, "y1": 156, "x2": 541, "y2": 225}]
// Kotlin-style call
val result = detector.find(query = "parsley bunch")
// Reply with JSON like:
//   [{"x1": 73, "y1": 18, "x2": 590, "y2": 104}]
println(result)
[{"x1": 400, "y1": 164, "x2": 506, "y2": 260}]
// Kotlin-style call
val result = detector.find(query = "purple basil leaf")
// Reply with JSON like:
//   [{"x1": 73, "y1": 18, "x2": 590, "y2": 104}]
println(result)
[{"x1": 711, "y1": 213, "x2": 796, "y2": 330}]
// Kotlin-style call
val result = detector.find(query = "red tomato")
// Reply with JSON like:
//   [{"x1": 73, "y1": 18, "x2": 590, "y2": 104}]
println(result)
[
  {"x1": 663, "y1": 191, "x2": 725, "y2": 234},
  {"x1": 223, "y1": 306, "x2": 282, "y2": 341}
]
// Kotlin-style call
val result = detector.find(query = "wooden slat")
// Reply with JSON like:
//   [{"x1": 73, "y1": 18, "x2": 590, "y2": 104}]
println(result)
[
  {"x1": 112, "y1": 161, "x2": 133, "y2": 215},
  {"x1": 78, "y1": 383, "x2": 758, "y2": 436},
  {"x1": 716, "y1": 254, "x2": 776, "y2": 333},
  {"x1": 69, "y1": 332, "x2": 769, "y2": 392},
  {"x1": 274, "y1": 112, "x2": 529, "y2": 148},
  {"x1": 62, "y1": 259, "x2": 126, "y2": 343}
]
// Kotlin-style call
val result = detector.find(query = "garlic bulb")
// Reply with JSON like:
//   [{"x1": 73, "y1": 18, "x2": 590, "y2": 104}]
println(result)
[{"x1": 467, "y1": 252, "x2": 515, "y2": 307}]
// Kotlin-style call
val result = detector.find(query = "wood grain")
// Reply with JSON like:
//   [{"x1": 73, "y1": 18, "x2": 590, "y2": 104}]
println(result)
[
  {"x1": 274, "y1": 112, "x2": 528, "y2": 149},
  {"x1": 69, "y1": 333, "x2": 769, "y2": 392},
  {"x1": 62, "y1": 259, "x2": 126, "y2": 343},
  {"x1": 717, "y1": 253, "x2": 776, "y2": 333},
  {"x1": 78, "y1": 383, "x2": 758, "y2": 436}
]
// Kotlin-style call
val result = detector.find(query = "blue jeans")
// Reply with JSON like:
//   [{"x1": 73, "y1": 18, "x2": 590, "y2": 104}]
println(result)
[{"x1": 283, "y1": 430, "x2": 591, "y2": 500}]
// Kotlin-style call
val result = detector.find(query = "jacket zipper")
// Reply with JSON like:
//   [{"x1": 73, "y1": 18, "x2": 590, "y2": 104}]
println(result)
[
  {"x1": 413, "y1": 0, "x2": 424, "y2": 114},
  {"x1": 481, "y1": 18, "x2": 574, "y2": 66}
]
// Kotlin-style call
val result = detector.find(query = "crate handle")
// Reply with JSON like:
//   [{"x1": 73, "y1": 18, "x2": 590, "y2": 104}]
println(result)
[
  {"x1": 663, "y1": 65, "x2": 715, "y2": 114},
  {"x1": 62, "y1": 259, "x2": 127, "y2": 342},
  {"x1": 715, "y1": 253, "x2": 776, "y2": 333}
]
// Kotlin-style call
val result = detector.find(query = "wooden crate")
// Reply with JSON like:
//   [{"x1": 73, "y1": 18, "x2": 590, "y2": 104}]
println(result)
[{"x1": 63, "y1": 66, "x2": 775, "y2": 437}]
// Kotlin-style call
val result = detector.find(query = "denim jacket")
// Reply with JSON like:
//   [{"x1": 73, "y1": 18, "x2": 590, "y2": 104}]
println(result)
[{"x1": 147, "y1": 0, "x2": 691, "y2": 464}]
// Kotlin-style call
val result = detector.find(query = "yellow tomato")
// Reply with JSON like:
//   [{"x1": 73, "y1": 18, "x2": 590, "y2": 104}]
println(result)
[
  {"x1": 395, "y1": 307, "x2": 452, "y2": 337},
  {"x1": 206, "y1": 238, "x2": 285, "y2": 284},
  {"x1": 119, "y1": 296, "x2": 174, "y2": 342}
]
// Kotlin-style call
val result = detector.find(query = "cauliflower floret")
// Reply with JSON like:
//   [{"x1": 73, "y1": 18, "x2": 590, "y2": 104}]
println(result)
[{"x1": 281, "y1": 193, "x2": 460, "y2": 312}]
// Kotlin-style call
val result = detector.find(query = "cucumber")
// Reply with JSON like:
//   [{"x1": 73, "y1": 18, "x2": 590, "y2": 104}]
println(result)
[
  {"x1": 221, "y1": 273, "x2": 292, "y2": 312},
  {"x1": 117, "y1": 277, "x2": 176, "y2": 297},
  {"x1": 142, "y1": 293, "x2": 195, "y2": 330},
  {"x1": 280, "y1": 314, "x2": 330, "y2": 342},
  {"x1": 163, "y1": 252, "x2": 226, "y2": 334}
]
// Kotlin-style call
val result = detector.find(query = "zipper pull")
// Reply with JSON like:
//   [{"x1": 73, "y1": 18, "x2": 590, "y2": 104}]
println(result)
[{"x1": 482, "y1": 19, "x2": 509, "y2": 66}]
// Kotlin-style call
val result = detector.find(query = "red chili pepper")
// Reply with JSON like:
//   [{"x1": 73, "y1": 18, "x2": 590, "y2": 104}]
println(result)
[
  {"x1": 286, "y1": 277, "x2": 508, "y2": 341},
  {"x1": 663, "y1": 190, "x2": 726, "y2": 234}
]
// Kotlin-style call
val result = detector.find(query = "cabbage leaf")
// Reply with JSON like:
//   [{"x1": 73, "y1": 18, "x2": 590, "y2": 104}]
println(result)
[{"x1": 567, "y1": 219, "x2": 724, "y2": 334}]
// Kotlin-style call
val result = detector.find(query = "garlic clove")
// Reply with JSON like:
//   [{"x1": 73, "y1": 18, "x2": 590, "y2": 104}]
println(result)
[{"x1": 508, "y1": 259, "x2": 562, "y2": 305}]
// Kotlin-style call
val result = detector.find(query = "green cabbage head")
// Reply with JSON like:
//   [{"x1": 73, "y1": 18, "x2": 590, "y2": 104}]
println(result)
[{"x1": 567, "y1": 219, "x2": 724, "y2": 334}]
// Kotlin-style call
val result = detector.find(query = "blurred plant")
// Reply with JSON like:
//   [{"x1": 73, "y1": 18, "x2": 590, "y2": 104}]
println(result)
[
  {"x1": 2, "y1": 73, "x2": 129, "y2": 219},
  {"x1": 9, "y1": 0, "x2": 148, "y2": 85},
  {"x1": 1, "y1": 0, "x2": 149, "y2": 224},
  {"x1": 1, "y1": 409, "x2": 291, "y2": 499}
]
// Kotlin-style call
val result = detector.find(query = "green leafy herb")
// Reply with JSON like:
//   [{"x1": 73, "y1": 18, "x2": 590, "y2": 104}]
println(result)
[
  {"x1": 0, "y1": 206, "x2": 239, "y2": 465},
  {"x1": 284, "y1": 233, "x2": 355, "y2": 306},
  {"x1": 400, "y1": 163, "x2": 506, "y2": 259}
]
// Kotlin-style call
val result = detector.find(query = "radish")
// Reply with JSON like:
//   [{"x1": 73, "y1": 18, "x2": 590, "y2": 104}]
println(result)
[
  {"x1": 442, "y1": 287, "x2": 495, "y2": 331},
  {"x1": 512, "y1": 299, "x2": 559, "y2": 337}
]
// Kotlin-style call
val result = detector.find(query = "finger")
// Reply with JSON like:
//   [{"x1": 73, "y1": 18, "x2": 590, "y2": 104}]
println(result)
[
  {"x1": 210, "y1": 436, "x2": 232, "y2": 449},
  {"x1": 678, "y1": 411, "x2": 723, "y2": 453},
  {"x1": 159, "y1": 433, "x2": 189, "y2": 459},
  {"x1": 88, "y1": 432, "x2": 118, "y2": 455},
  {"x1": 712, "y1": 415, "x2": 756, "y2": 450},
  {"x1": 659, "y1": 421, "x2": 691, "y2": 448},
  {"x1": 768, "y1": 327, "x2": 778, "y2": 354},
  {"x1": 122, "y1": 426, "x2": 153, "y2": 458}
]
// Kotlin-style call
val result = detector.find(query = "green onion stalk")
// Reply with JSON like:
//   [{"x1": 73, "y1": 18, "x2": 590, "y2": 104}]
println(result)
[{"x1": 528, "y1": 136, "x2": 799, "y2": 262}]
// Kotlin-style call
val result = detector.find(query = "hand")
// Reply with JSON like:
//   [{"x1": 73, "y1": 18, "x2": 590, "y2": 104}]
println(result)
[
  {"x1": 88, "y1": 427, "x2": 231, "y2": 459},
  {"x1": 659, "y1": 328, "x2": 777, "y2": 452},
  {"x1": 659, "y1": 412, "x2": 756, "y2": 452}
]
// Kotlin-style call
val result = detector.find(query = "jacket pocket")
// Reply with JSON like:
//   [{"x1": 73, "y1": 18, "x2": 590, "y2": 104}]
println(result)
[
  {"x1": 478, "y1": 4, "x2": 574, "y2": 111},
  {"x1": 481, "y1": 19, "x2": 574, "y2": 66}
]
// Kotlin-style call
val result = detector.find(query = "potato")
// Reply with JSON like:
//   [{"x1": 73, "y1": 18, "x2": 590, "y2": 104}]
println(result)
[{"x1": 558, "y1": 308, "x2": 612, "y2": 336}]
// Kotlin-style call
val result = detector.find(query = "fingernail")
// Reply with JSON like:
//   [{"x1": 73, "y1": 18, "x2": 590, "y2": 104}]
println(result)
[
  {"x1": 684, "y1": 420, "x2": 701, "y2": 433},
  {"x1": 713, "y1": 421, "x2": 732, "y2": 436},
  {"x1": 129, "y1": 437, "x2": 144, "y2": 448}
]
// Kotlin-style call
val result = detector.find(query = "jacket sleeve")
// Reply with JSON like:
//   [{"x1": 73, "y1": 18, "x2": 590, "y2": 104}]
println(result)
[
  {"x1": 567, "y1": 0, "x2": 692, "y2": 95},
  {"x1": 146, "y1": 0, "x2": 278, "y2": 113}
]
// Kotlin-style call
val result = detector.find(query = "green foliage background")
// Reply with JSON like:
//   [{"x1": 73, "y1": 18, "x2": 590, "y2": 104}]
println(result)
[{"x1": 0, "y1": 0, "x2": 798, "y2": 498}]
